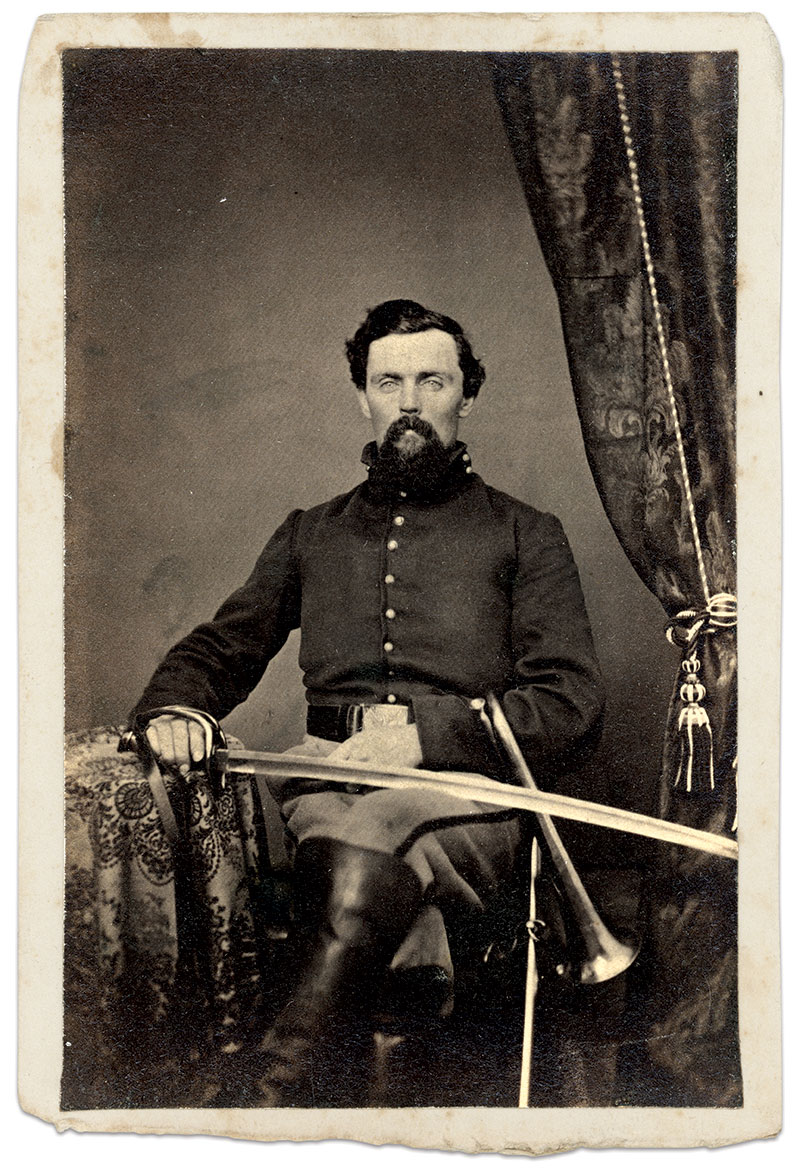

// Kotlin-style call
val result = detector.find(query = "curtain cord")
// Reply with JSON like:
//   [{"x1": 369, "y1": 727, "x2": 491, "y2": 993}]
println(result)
[{"x1": 611, "y1": 56, "x2": 713, "y2": 609}]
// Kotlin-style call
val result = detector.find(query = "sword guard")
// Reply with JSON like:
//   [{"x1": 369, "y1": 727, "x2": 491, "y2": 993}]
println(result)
[{"x1": 118, "y1": 706, "x2": 228, "y2": 793}]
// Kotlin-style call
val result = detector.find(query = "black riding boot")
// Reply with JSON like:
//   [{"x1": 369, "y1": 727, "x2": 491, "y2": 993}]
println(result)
[{"x1": 254, "y1": 838, "x2": 424, "y2": 1108}]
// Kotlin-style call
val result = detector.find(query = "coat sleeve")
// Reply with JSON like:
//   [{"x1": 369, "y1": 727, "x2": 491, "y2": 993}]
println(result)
[
  {"x1": 129, "y1": 510, "x2": 303, "y2": 723},
  {"x1": 413, "y1": 511, "x2": 605, "y2": 778}
]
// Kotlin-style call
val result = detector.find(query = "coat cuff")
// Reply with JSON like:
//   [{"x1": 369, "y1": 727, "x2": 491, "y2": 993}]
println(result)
[{"x1": 411, "y1": 694, "x2": 501, "y2": 775}]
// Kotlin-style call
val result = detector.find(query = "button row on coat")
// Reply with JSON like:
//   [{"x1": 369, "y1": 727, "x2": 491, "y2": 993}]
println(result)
[
  {"x1": 383, "y1": 469, "x2": 471, "y2": 701},
  {"x1": 385, "y1": 512, "x2": 404, "y2": 699}
]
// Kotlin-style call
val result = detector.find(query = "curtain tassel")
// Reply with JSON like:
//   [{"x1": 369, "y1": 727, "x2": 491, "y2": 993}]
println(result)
[
  {"x1": 674, "y1": 652, "x2": 715, "y2": 793},
  {"x1": 666, "y1": 596, "x2": 736, "y2": 795}
]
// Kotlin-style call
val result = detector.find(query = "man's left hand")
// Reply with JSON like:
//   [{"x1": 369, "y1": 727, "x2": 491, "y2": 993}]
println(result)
[{"x1": 327, "y1": 723, "x2": 423, "y2": 770}]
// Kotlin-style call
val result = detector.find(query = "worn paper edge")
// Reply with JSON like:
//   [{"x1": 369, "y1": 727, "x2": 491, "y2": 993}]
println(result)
[{"x1": 17, "y1": 9, "x2": 783, "y2": 1153}]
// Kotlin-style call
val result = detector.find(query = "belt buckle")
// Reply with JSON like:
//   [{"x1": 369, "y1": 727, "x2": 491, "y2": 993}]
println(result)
[{"x1": 362, "y1": 704, "x2": 409, "y2": 732}]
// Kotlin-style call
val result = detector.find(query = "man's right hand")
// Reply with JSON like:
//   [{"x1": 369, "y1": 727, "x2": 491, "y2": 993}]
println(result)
[{"x1": 144, "y1": 714, "x2": 209, "y2": 777}]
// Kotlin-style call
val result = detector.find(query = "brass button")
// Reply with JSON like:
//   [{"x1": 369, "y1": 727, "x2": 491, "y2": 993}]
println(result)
[
  {"x1": 384, "y1": 574, "x2": 395, "y2": 585},
  {"x1": 383, "y1": 641, "x2": 394, "y2": 653},
  {"x1": 393, "y1": 516, "x2": 405, "y2": 527},
  {"x1": 387, "y1": 539, "x2": 398, "y2": 551},
  {"x1": 399, "y1": 490, "x2": 407, "y2": 498},
  {"x1": 387, "y1": 694, "x2": 397, "y2": 704},
  {"x1": 385, "y1": 608, "x2": 396, "y2": 620}
]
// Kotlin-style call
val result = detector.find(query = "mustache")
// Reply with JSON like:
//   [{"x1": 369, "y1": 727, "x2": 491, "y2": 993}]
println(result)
[{"x1": 383, "y1": 416, "x2": 438, "y2": 445}]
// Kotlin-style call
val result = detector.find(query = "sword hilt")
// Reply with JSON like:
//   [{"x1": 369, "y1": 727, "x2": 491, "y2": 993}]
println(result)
[{"x1": 118, "y1": 706, "x2": 228, "y2": 791}]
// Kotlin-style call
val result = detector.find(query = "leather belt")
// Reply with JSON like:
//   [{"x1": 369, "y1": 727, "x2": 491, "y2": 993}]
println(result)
[{"x1": 307, "y1": 703, "x2": 415, "y2": 743}]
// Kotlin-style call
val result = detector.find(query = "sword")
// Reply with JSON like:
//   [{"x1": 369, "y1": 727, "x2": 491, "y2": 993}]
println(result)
[
  {"x1": 120, "y1": 712, "x2": 737, "y2": 861},
  {"x1": 213, "y1": 746, "x2": 736, "y2": 861}
]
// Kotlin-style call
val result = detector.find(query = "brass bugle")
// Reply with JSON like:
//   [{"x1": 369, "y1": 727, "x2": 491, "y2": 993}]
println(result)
[{"x1": 486, "y1": 694, "x2": 639, "y2": 985}]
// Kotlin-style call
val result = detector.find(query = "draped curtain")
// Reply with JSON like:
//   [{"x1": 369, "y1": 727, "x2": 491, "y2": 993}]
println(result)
[{"x1": 493, "y1": 52, "x2": 740, "y2": 1105}]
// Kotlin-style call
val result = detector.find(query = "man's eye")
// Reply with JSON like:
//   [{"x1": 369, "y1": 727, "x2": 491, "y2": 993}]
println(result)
[
  {"x1": 422, "y1": 379, "x2": 444, "y2": 390},
  {"x1": 379, "y1": 380, "x2": 399, "y2": 391}
]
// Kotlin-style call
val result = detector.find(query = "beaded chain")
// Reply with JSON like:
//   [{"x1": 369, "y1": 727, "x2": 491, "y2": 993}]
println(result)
[{"x1": 610, "y1": 55, "x2": 713, "y2": 608}]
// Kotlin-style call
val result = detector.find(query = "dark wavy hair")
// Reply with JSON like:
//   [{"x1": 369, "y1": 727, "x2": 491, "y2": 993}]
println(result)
[{"x1": 345, "y1": 299, "x2": 486, "y2": 399}]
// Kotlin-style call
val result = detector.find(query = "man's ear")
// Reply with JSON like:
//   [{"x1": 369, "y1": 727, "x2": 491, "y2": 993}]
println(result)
[
  {"x1": 458, "y1": 395, "x2": 477, "y2": 419},
  {"x1": 356, "y1": 389, "x2": 372, "y2": 420}
]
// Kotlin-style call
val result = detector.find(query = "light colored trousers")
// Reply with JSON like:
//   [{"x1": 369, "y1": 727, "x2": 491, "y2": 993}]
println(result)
[{"x1": 269, "y1": 734, "x2": 522, "y2": 978}]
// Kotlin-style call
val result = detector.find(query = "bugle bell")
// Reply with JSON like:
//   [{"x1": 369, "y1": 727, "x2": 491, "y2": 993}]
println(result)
[{"x1": 486, "y1": 694, "x2": 639, "y2": 985}]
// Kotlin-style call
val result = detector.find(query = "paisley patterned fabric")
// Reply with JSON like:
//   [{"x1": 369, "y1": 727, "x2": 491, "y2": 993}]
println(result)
[
  {"x1": 493, "y1": 52, "x2": 740, "y2": 1105},
  {"x1": 62, "y1": 725, "x2": 285, "y2": 1109}
]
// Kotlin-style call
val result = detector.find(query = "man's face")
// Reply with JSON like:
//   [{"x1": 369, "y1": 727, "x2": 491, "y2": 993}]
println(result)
[{"x1": 358, "y1": 328, "x2": 476, "y2": 454}]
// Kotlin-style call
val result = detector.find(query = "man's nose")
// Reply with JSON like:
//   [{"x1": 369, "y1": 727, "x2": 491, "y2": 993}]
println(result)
[{"x1": 399, "y1": 380, "x2": 420, "y2": 413}]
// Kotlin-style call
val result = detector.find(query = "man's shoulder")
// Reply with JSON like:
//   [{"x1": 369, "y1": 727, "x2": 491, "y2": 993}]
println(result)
[
  {"x1": 289, "y1": 482, "x2": 367, "y2": 530},
  {"x1": 478, "y1": 480, "x2": 565, "y2": 534}
]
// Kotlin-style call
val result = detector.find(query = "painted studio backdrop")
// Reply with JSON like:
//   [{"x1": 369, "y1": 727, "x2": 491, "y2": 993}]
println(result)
[{"x1": 62, "y1": 50, "x2": 738, "y2": 1109}]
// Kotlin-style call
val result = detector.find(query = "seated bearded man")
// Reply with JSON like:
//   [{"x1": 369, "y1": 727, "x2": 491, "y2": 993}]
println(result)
[{"x1": 130, "y1": 298, "x2": 605, "y2": 1107}]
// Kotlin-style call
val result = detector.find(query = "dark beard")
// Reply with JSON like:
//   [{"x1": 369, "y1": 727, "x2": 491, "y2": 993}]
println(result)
[{"x1": 369, "y1": 417, "x2": 454, "y2": 499}]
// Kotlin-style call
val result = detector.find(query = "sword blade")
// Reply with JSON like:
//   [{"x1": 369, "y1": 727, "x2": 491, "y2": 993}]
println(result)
[{"x1": 217, "y1": 748, "x2": 737, "y2": 861}]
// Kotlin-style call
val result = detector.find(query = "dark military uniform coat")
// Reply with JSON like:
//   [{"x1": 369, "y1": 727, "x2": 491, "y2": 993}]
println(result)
[{"x1": 133, "y1": 443, "x2": 604, "y2": 774}]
